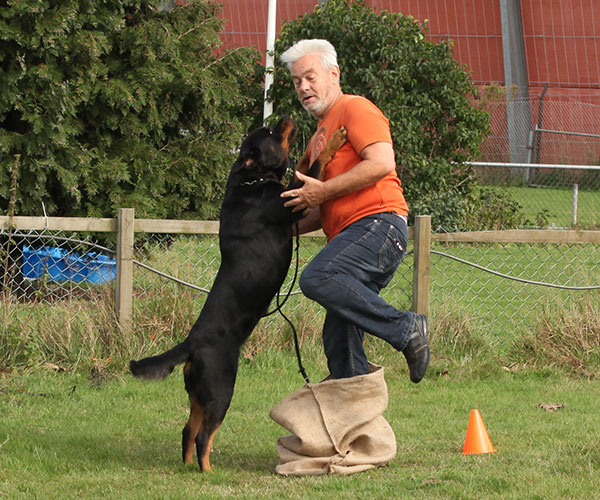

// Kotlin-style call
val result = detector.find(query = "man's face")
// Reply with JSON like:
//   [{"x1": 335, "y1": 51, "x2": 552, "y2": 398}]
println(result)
[{"x1": 290, "y1": 53, "x2": 340, "y2": 120}]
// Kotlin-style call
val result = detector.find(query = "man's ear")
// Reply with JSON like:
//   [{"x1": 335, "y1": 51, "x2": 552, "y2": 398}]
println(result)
[{"x1": 330, "y1": 65, "x2": 340, "y2": 84}]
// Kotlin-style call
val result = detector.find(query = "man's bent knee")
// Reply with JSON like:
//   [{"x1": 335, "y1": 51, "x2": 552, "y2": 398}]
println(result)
[{"x1": 299, "y1": 268, "x2": 331, "y2": 303}]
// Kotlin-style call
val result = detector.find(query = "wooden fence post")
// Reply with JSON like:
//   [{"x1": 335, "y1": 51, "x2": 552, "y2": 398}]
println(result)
[
  {"x1": 412, "y1": 215, "x2": 431, "y2": 316},
  {"x1": 116, "y1": 208, "x2": 134, "y2": 332}
]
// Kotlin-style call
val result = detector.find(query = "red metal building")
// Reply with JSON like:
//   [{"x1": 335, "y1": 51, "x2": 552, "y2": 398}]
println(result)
[{"x1": 218, "y1": 0, "x2": 600, "y2": 164}]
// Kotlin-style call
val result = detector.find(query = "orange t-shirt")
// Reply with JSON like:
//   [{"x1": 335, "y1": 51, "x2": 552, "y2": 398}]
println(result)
[{"x1": 307, "y1": 94, "x2": 409, "y2": 240}]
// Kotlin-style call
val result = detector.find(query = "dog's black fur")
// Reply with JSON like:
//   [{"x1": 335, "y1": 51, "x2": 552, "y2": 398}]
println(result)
[{"x1": 130, "y1": 116, "x2": 347, "y2": 471}]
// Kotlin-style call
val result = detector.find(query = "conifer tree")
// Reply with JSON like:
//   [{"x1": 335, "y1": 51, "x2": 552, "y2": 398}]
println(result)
[{"x1": 0, "y1": 0, "x2": 260, "y2": 219}]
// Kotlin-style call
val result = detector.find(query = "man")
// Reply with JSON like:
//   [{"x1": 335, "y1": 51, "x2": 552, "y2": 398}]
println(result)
[{"x1": 279, "y1": 39, "x2": 430, "y2": 382}]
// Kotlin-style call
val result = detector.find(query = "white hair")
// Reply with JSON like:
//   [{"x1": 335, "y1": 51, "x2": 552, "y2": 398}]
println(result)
[{"x1": 280, "y1": 39, "x2": 338, "y2": 71}]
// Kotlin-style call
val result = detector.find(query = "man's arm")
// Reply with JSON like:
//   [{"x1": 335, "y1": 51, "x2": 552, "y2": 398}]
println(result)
[
  {"x1": 293, "y1": 207, "x2": 322, "y2": 235},
  {"x1": 281, "y1": 141, "x2": 395, "y2": 212}
]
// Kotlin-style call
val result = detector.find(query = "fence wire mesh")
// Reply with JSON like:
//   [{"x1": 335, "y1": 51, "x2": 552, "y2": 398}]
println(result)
[
  {"x1": 131, "y1": 233, "x2": 414, "y2": 341},
  {"x1": 479, "y1": 97, "x2": 600, "y2": 165},
  {"x1": 2, "y1": 229, "x2": 598, "y2": 353},
  {"x1": 430, "y1": 240, "x2": 600, "y2": 348},
  {"x1": 472, "y1": 163, "x2": 600, "y2": 229},
  {"x1": 473, "y1": 95, "x2": 600, "y2": 230}
]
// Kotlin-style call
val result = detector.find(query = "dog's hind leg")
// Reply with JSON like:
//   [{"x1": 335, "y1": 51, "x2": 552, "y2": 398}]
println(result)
[
  {"x1": 182, "y1": 398, "x2": 225, "y2": 472},
  {"x1": 195, "y1": 422, "x2": 221, "y2": 472},
  {"x1": 182, "y1": 395, "x2": 204, "y2": 466},
  {"x1": 182, "y1": 360, "x2": 234, "y2": 472}
]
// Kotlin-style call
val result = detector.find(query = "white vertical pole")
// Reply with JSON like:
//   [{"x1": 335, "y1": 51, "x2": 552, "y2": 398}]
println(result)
[
  {"x1": 263, "y1": 0, "x2": 277, "y2": 122},
  {"x1": 572, "y1": 184, "x2": 578, "y2": 226}
]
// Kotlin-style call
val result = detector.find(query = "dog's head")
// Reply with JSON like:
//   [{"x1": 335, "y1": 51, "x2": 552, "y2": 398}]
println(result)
[{"x1": 232, "y1": 116, "x2": 298, "y2": 183}]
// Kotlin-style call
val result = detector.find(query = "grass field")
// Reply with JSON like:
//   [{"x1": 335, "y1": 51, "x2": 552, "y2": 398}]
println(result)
[
  {"x1": 505, "y1": 185, "x2": 600, "y2": 229},
  {"x1": 1, "y1": 350, "x2": 600, "y2": 499},
  {"x1": 2, "y1": 199, "x2": 599, "y2": 497}
]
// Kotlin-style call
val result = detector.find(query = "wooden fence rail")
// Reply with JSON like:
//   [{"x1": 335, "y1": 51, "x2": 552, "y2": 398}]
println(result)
[{"x1": 2, "y1": 211, "x2": 599, "y2": 331}]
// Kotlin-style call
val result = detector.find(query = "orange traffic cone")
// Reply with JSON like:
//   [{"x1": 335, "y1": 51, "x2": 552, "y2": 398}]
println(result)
[{"x1": 462, "y1": 409, "x2": 496, "y2": 455}]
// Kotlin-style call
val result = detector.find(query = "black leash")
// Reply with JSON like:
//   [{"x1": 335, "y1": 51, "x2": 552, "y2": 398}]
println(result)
[{"x1": 262, "y1": 223, "x2": 310, "y2": 384}]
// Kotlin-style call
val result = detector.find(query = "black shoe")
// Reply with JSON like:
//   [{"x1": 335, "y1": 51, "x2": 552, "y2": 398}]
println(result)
[{"x1": 402, "y1": 314, "x2": 430, "y2": 383}]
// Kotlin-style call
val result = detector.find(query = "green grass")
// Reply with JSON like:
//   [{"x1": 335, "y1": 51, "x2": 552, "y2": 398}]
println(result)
[
  {"x1": 2, "y1": 230, "x2": 599, "y2": 497},
  {"x1": 505, "y1": 185, "x2": 600, "y2": 229},
  {"x1": 1, "y1": 351, "x2": 599, "y2": 499}
]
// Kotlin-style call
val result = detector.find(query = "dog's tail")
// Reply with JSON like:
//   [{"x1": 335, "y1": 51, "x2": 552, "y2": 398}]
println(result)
[{"x1": 130, "y1": 341, "x2": 189, "y2": 380}]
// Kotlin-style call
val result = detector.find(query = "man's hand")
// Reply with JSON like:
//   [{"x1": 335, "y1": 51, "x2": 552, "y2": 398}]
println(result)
[
  {"x1": 281, "y1": 141, "x2": 396, "y2": 214},
  {"x1": 281, "y1": 171, "x2": 327, "y2": 213}
]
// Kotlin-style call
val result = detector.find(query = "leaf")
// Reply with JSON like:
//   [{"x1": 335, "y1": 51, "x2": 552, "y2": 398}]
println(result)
[{"x1": 537, "y1": 403, "x2": 566, "y2": 412}]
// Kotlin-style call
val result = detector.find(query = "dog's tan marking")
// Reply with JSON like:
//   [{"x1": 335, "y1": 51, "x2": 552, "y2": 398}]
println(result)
[
  {"x1": 315, "y1": 126, "x2": 347, "y2": 176},
  {"x1": 279, "y1": 118, "x2": 296, "y2": 154},
  {"x1": 183, "y1": 397, "x2": 203, "y2": 465},
  {"x1": 199, "y1": 425, "x2": 220, "y2": 472},
  {"x1": 293, "y1": 127, "x2": 347, "y2": 180},
  {"x1": 294, "y1": 149, "x2": 311, "y2": 177}
]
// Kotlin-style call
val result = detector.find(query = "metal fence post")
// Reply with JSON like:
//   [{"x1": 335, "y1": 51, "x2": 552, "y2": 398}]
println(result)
[
  {"x1": 116, "y1": 208, "x2": 135, "y2": 331},
  {"x1": 412, "y1": 215, "x2": 431, "y2": 316},
  {"x1": 572, "y1": 184, "x2": 579, "y2": 226}
]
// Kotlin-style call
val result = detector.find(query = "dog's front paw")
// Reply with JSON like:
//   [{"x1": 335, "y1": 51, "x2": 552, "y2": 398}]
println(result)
[{"x1": 329, "y1": 126, "x2": 348, "y2": 149}]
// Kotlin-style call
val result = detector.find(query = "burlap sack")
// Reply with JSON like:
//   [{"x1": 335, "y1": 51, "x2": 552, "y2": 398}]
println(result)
[{"x1": 269, "y1": 364, "x2": 396, "y2": 476}]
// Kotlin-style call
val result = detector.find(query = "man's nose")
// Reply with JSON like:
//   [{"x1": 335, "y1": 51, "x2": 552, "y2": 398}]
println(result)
[{"x1": 298, "y1": 79, "x2": 310, "y2": 92}]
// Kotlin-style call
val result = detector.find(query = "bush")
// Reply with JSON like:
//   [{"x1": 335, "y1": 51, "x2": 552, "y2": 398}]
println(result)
[{"x1": 269, "y1": 0, "x2": 494, "y2": 230}]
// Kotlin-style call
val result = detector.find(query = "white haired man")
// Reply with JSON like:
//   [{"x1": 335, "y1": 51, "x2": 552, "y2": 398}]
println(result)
[{"x1": 280, "y1": 39, "x2": 430, "y2": 382}]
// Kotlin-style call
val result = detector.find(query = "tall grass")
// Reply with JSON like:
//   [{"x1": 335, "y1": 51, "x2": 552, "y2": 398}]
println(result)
[
  {"x1": 513, "y1": 295, "x2": 600, "y2": 377},
  {"x1": 2, "y1": 282, "x2": 599, "y2": 380},
  {"x1": 1, "y1": 233, "x2": 599, "y2": 379},
  {"x1": 0, "y1": 291, "x2": 117, "y2": 370}
]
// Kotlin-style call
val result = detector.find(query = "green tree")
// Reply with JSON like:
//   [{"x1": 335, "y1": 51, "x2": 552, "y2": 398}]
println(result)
[
  {"x1": 269, "y1": 0, "x2": 495, "y2": 230},
  {"x1": 0, "y1": 0, "x2": 260, "y2": 220}
]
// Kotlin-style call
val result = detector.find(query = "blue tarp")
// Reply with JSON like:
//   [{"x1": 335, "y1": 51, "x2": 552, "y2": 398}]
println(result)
[{"x1": 22, "y1": 245, "x2": 116, "y2": 284}]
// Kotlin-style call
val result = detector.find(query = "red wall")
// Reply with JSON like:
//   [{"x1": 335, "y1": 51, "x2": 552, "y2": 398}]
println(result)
[
  {"x1": 219, "y1": 0, "x2": 599, "y2": 93},
  {"x1": 218, "y1": 0, "x2": 600, "y2": 163}
]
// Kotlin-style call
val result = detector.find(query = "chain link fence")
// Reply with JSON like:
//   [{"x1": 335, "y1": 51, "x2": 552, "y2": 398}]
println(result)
[
  {"x1": 2, "y1": 226, "x2": 599, "y2": 354},
  {"x1": 471, "y1": 163, "x2": 600, "y2": 229},
  {"x1": 430, "y1": 239, "x2": 600, "y2": 349},
  {"x1": 479, "y1": 97, "x2": 600, "y2": 166},
  {"x1": 472, "y1": 95, "x2": 600, "y2": 230},
  {"x1": 0, "y1": 229, "x2": 116, "y2": 303}
]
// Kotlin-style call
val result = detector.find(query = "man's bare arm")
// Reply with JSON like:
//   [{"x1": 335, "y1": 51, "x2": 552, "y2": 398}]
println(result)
[
  {"x1": 281, "y1": 141, "x2": 395, "y2": 212},
  {"x1": 292, "y1": 208, "x2": 322, "y2": 235}
]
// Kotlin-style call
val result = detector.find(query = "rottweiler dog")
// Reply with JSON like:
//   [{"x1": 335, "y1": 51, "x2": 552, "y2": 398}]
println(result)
[{"x1": 130, "y1": 116, "x2": 347, "y2": 471}]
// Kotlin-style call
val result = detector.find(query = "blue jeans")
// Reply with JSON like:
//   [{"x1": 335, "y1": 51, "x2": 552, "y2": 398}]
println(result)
[{"x1": 299, "y1": 212, "x2": 418, "y2": 379}]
